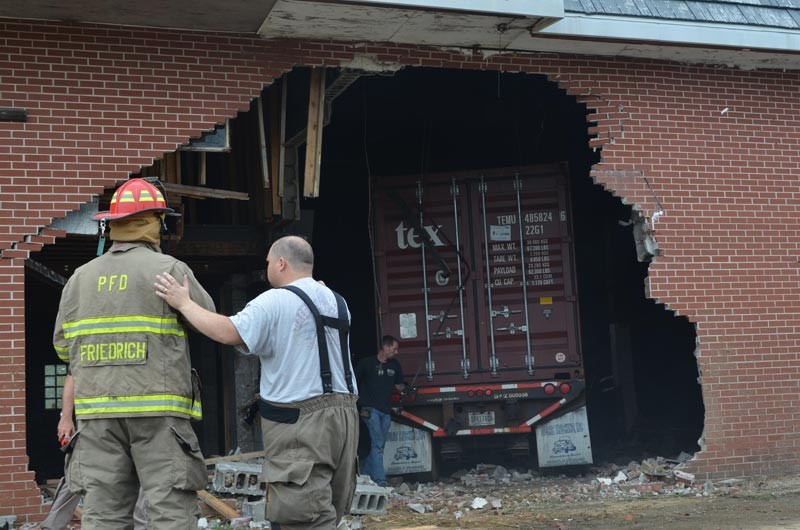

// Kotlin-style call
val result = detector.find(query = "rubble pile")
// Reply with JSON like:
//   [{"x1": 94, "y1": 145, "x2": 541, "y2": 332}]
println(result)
[{"x1": 379, "y1": 453, "x2": 745, "y2": 523}]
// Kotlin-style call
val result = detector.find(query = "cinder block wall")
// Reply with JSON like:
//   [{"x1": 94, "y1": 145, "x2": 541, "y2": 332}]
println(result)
[{"x1": 2, "y1": 18, "x2": 799, "y2": 517}]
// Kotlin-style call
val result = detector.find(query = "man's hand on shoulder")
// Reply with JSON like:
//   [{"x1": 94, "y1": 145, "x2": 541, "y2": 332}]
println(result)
[{"x1": 155, "y1": 272, "x2": 191, "y2": 311}]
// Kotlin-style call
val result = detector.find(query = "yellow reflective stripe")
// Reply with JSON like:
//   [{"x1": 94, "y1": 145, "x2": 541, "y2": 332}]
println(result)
[
  {"x1": 62, "y1": 315, "x2": 185, "y2": 339},
  {"x1": 75, "y1": 406, "x2": 202, "y2": 419},
  {"x1": 54, "y1": 344, "x2": 69, "y2": 362},
  {"x1": 75, "y1": 394, "x2": 202, "y2": 419},
  {"x1": 75, "y1": 394, "x2": 194, "y2": 405},
  {"x1": 138, "y1": 190, "x2": 155, "y2": 202},
  {"x1": 65, "y1": 326, "x2": 185, "y2": 338},
  {"x1": 119, "y1": 191, "x2": 135, "y2": 203},
  {"x1": 63, "y1": 315, "x2": 181, "y2": 328}
]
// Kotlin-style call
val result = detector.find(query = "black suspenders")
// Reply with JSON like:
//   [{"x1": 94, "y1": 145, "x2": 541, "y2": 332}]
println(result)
[{"x1": 280, "y1": 285, "x2": 355, "y2": 394}]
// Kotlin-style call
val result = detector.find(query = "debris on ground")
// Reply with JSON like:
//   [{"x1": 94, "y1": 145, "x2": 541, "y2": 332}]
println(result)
[
  {"x1": 373, "y1": 453, "x2": 753, "y2": 525},
  {"x1": 31, "y1": 452, "x2": 758, "y2": 529}
]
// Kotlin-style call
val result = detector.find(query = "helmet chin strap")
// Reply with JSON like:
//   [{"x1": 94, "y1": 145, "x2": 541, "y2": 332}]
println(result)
[{"x1": 96, "y1": 219, "x2": 107, "y2": 257}]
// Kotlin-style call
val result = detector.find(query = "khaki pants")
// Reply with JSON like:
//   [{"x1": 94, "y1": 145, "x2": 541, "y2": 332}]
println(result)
[
  {"x1": 39, "y1": 477, "x2": 148, "y2": 530},
  {"x1": 261, "y1": 393, "x2": 359, "y2": 530},
  {"x1": 66, "y1": 416, "x2": 206, "y2": 530}
]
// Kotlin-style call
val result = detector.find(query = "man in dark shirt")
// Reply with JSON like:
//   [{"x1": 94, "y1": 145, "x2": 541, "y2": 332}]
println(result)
[{"x1": 355, "y1": 335, "x2": 403, "y2": 486}]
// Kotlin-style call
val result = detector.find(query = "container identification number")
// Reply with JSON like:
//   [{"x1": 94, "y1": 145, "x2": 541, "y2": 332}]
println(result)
[{"x1": 524, "y1": 211, "x2": 553, "y2": 223}]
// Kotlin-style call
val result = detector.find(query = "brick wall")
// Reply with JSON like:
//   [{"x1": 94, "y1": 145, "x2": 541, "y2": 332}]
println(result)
[{"x1": 2, "y1": 17, "x2": 799, "y2": 517}]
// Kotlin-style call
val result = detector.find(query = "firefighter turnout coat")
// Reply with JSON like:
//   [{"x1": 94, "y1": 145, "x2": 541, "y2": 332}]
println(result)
[{"x1": 53, "y1": 241, "x2": 215, "y2": 421}]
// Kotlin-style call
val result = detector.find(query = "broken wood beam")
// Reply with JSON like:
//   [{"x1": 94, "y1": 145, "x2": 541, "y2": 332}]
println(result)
[
  {"x1": 26, "y1": 258, "x2": 67, "y2": 286},
  {"x1": 199, "y1": 495, "x2": 237, "y2": 518},
  {"x1": 162, "y1": 182, "x2": 249, "y2": 201},
  {"x1": 204, "y1": 450, "x2": 264, "y2": 465},
  {"x1": 197, "y1": 490, "x2": 241, "y2": 519},
  {"x1": 171, "y1": 240, "x2": 261, "y2": 259}
]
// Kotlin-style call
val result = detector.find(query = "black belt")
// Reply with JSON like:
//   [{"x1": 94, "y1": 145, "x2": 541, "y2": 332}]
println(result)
[{"x1": 258, "y1": 400, "x2": 299, "y2": 424}]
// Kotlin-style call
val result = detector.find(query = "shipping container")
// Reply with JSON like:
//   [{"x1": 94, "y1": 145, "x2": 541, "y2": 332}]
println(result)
[{"x1": 372, "y1": 163, "x2": 591, "y2": 469}]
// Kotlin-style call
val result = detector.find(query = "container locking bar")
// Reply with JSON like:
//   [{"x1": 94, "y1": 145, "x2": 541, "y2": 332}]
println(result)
[
  {"x1": 417, "y1": 180, "x2": 434, "y2": 381},
  {"x1": 479, "y1": 177, "x2": 499, "y2": 376},
  {"x1": 451, "y1": 178, "x2": 470, "y2": 380},
  {"x1": 514, "y1": 175, "x2": 535, "y2": 374}
]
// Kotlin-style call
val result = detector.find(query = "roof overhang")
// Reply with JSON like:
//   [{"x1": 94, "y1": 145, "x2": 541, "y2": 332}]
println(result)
[
  {"x1": 2, "y1": 0, "x2": 798, "y2": 70},
  {"x1": 514, "y1": 14, "x2": 800, "y2": 70},
  {"x1": 258, "y1": 0, "x2": 565, "y2": 48},
  {"x1": 0, "y1": 0, "x2": 279, "y2": 33}
]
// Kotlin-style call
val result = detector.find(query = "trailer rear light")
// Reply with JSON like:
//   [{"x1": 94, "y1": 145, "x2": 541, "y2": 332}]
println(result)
[
  {"x1": 544, "y1": 384, "x2": 556, "y2": 395},
  {"x1": 476, "y1": 389, "x2": 484, "y2": 396},
  {"x1": 485, "y1": 389, "x2": 492, "y2": 396},
  {"x1": 559, "y1": 383, "x2": 572, "y2": 394},
  {"x1": 467, "y1": 390, "x2": 474, "y2": 397}
]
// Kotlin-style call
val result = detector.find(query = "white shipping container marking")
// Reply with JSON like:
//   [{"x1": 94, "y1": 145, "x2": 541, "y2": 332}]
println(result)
[{"x1": 490, "y1": 225, "x2": 512, "y2": 241}]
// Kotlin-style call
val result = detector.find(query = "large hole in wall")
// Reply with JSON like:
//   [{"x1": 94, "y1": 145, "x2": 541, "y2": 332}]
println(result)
[
  {"x1": 309, "y1": 67, "x2": 704, "y2": 465},
  {"x1": 23, "y1": 66, "x2": 704, "y2": 482}
]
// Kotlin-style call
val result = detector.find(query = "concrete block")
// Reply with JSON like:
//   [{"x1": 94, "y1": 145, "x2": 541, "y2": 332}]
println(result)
[
  {"x1": 212, "y1": 462, "x2": 266, "y2": 496},
  {"x1": 350, "y1": 483, "x2": 388, "y2": 515},
  {"x1": 0, "y1": 515, "x2": 15, "y2": 528},
  {"x1": 241, "y1": 500, "x2": 266, "y2": 522}
]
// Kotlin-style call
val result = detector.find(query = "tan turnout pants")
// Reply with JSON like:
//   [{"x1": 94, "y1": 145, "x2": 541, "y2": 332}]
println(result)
[
  {"x1": 65, "y1": 416, "x2": 207, "y2": 530},
  {"x1": 260, "y1": 393, "x2": 359, "y2": 530},
  {"x1": 39, "y1": 476, "x2": 148, "y2": 530}
]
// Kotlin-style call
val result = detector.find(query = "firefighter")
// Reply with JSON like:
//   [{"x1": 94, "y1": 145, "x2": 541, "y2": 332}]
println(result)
[{"x1": 52, "y1": 178, "x2": 215, "y2": 530}]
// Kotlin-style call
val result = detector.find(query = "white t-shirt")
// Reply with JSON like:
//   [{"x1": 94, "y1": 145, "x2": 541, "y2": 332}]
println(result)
[{"x1": 229, "y1": 277, "x2": 358, "y2": 403}]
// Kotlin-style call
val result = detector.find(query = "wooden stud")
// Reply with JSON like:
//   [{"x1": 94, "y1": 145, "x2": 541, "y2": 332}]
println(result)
[
  {"x1": 257, "y1": 95, "x2": 270, "y2": 189},
  {"x1": 303, "y1": 68, "x2": 325, "y2": 198},
  {"x1": 270, "y1": 77, "x2": 287, "y2": 215},
  {"x1": 164, "y1": 152, "x2": 178, "y2": 184},
  {"x1": 199, "y1": 152, "x2": 207, "y2": 186}
]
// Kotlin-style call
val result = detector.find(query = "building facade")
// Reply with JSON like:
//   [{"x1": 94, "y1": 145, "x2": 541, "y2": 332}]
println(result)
[{"x1": 2, "y1": 0, "x2": 800, "y2": 519}]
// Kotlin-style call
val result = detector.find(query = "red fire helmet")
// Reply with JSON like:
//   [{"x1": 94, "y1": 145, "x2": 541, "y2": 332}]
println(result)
[{"x1": 92, "y1": 178, "x2": 175, "y2": 221}]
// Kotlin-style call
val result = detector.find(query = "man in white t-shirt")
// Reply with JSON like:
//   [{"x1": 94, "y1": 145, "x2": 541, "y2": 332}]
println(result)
[{"x1": 155, "y1": 236, "x2": 359, "y2": 530}]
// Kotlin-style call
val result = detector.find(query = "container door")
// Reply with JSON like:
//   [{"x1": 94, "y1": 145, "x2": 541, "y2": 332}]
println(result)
[
  {"x1": 373, "y1": 179, "x2": 476, "y2": 383},
  {"x1": 472, "y1": 168, "x2": 581, "y2": 377}
]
